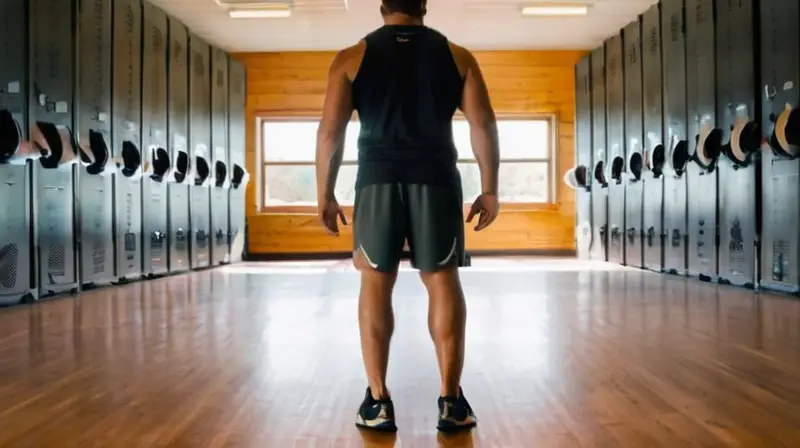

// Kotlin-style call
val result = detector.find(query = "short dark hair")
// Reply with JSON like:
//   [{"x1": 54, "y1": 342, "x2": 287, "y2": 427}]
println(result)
[{"x1": 381, "y1": 0, "x2": 427, "y2": 17}]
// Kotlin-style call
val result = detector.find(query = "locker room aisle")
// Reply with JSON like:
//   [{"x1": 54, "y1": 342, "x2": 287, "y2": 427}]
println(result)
[{"x1": 0, "y1": 258, "x2": 798, "y2": 447}]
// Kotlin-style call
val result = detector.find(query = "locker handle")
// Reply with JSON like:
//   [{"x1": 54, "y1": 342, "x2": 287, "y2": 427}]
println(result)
[
  {"x1": 769, "y1": 105, "x2": 800, "y2": 159},
  {"x1": 214, "y1": 161, "x2": 229, "y2": 188},
  {"x1": 230, "y1": 164, "x2": 249, "y2": 189},
  {"x1": 668, "y1": 138, "x2": 690, "y2": 176},
  {"x1": 563, "y1": 165, "x2": 591, "y2": 192},
  {"x1": 172, "y1": 151, "x2": 190, "y2": 184},
  {"x1": 646, "y1": 227, "x2": 655, "y2": 247},
  {"x1": 647, "y1": 145, "x2": 665, "y2": 178},
  {"x1": 671, "y1": 229, "x2": 681, "y2": 248},
  {"x1": 195, "y1": 156, "x2": 211, "y2": 187},
  {"x1": 574, "y1": 165, "x2": 590, "y2": 190},
  {"x1": 36, "y1": 122, "x2": 79, "y2": 170},
  {"x1": 148, "y1": 147, "x2": 172, "y2": 182},
  {"x1": 0, "y1": 109, "x2": 47, "y2": 165},
  {"x1": 627, "y1": 152, "x2": 643, "y2": 182},
  {"x1": 722, "y1": 120, "x2": 761, "y2": 167},
  {"x1": 593, "y1": 161, "x2": 608, "y2": 187},
  {"x1": 79, "y1": 129, "x2": 111, "y2": 175},
  {"x1": 692, "y1": 128, "x2": 722, "y2": 172},
  {"x1": 610, "y1": 157, "x2": 625, "y2": 184},
  {"x1": 118, "y1": 141, "x2": 142, "y2": 178}
]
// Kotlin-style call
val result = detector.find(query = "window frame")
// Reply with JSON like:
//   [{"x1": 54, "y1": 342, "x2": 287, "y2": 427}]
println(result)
[{"x1": 256, "y1": 113, "x2": 559, "y2": 214}]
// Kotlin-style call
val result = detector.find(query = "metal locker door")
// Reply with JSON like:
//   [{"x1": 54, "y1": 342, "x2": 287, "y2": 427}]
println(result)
[
  {"x1": 605, "y1": 34, "x2": 626, "y2": 265},
  {"x1": 715, "y1": 0, "x2": 761, "y2": 289},
  {"x1": 76, "y1": 0, "x2": 115, "y2": 288},
  {"x1": 211, "y1": 47, "x2": 230, "y2": 266},
  {"x1": 641, "y1": 5, "x2": 665, "y2": 273},
  {"x1": 228, "y1": 59, "x2": 248, "y2": 264},
  {"x1": 759, "y1": 0, "x2": 800, "y2": 293},
  {"x1": 141, "y1": 3, "x2": 169, "y2": 278},
  {"x1": 31, "y1": 0, "x2": 80, "y2": 297},
  {"x1": 0, "y1": 0, "x2": 37, "y2": 305},
  {"x1": 686, "y1": 0, "x2": 722, "y2": 281},
  {"x1": 167, "y1": 18, "x2": 191, "y2": 273},
  {"x1": 623, "y1": 20, "x2": 644, "y2": 269},
  {"x1": 570, "y1": 55, "x2": 592, "y2": 260},
  {"x1": 189, "y1": 34, "x2": 212, "y2": 269},
  {"x1": 590, "y1": 46, "x2": 608, "y2": 262},
  {"x1": 661, "y1": 0, "x2": 690, "y2": 276},
  {"x1": 112, "y1": 0, "x2": 144, "y2": 282}
]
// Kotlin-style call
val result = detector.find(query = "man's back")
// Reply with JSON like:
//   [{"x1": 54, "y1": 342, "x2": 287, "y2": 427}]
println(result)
[{"x1": 346, "y1": 25, "x2": 465, "y2": 187}]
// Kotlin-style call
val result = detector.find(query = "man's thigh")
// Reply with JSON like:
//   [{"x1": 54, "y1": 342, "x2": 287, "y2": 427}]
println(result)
[
  {"x1": 404, "y1": 184, "x2": 466, "y2": 272},
  {"x1": 353, "y1": 183, "x2": 406, "y2": 272}
]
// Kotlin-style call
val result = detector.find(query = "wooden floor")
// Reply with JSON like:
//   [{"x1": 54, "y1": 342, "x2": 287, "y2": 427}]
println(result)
[{"x1": 1, "y1": 258, "x2": 800, "y2": 447}]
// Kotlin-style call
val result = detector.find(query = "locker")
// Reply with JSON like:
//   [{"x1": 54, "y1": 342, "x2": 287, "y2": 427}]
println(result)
[
  {"x1": 641, "y1": 4, "x2": 665, "y2": 272},
  {"x1": 189, "y1": 34, "x2": 212, "y2": 269},
  {"x1": 605, "y1": 34, "x2": 626, "y2": 265},
  {"x1": 759, "y1": 0, "x2": 800, "y2": 293},
  {"x1": 0, "y1": 0, "x2": 37, "y2": 304},
  {"x1": 76, "y1": 0, "x2": 115, "y2": 288},
  {"x1": 228, "y1": 59, "x2": 248, "y2": 264},
  {"x1": 210, "y1": 47, "x2": 230, "y2": 266},
  {"x1": 572, "y1": 55, "x2": 593, "y2": 260},
  {"x1": 141, "y1": 3, "x2": 170, "y2": 277},
  {"x1": 167, "y1": 18, "x2": 191, "y2": 273},
  {"x1": 661, "y1": 0, "x2": 690, "y2": 276},
  {"x1": 112, "y1": 0, "x2": 144, "y2": 282},
  {"x1": 589, "y1": 46, "x2": 608, "y2": 262},
  {"x1": 686, "y1": 0, "x2": 722, "y2": 281},
  {"x1": 715, "y1": 0, "x2": 761, "y2": 288},
  {"x1": 31, "y1": 0, "x2": 81, "y2": 296},
  {"x1": 623, "y1": 19, "x2": 644, "y2": 269}
]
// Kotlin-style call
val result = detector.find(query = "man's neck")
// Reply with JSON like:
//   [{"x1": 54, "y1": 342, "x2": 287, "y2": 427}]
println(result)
[{"x1": 383, "y1": 14, "x2": 424, "y2": 26}]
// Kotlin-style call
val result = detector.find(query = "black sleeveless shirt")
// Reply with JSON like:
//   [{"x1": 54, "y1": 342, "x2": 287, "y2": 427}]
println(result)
[{"x1": 352, "y1": 25, "x2": 464, "y2": 188}]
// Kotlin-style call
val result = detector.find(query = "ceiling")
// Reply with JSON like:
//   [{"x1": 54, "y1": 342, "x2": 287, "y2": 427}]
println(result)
[{"x1": 148, "y1": 0, "x2": 658, "y2": 53}]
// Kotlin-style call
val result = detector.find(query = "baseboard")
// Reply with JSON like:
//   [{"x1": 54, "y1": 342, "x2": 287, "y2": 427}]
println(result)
[{"x1": 244, "y1": 248, "x2": 576, "y2": 262}]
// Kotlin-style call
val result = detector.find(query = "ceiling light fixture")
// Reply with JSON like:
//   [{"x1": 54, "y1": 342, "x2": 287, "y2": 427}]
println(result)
[
  {"x1": 229, "y1": 4, "x2": 292, "y2": 19},
  {"x1": 520, "y1": 3, "x2": 591, "y2": 16}
]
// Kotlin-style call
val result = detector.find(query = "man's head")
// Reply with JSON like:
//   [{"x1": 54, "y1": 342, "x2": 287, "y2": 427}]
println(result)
[{"x1": 380, "y1": 0, "x2": 427, "y2": 19}]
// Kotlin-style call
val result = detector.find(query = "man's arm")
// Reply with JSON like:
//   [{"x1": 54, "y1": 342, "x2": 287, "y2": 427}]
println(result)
[
  {"x1": 315, "y1": 49, "x2": 355, "y2": 203},
  {"x1": 458, "y1": 49, "x2": 499, "y2": 196}
]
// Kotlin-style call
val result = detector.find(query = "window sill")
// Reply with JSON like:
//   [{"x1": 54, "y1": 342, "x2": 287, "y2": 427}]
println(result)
[{"x1": 258, "y1": 202, "x2": 559, "y2": 215}]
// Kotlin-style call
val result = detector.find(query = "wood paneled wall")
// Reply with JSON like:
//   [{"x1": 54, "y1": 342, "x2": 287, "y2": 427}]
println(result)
[{"x1": 233, "y1": 50, "x2": 585, "y2": 255}]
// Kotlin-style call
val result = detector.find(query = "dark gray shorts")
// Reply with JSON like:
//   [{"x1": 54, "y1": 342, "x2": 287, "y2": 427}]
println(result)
[{"x1": 353, "y1": 183, "x2": 466, "y2": 272}]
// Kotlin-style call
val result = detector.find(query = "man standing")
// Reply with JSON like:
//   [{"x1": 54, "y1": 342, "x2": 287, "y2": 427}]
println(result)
[{"x1": 314, "y1": 0, "x2": 500, "y2": 433}]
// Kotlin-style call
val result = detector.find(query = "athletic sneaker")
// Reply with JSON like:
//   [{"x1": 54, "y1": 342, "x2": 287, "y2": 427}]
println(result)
[
  {"x1": 437, "y1": 388, "x2": 478, "y2": 432},
  {"x1": 355, "y1": 387, "x2": 397, "y2": 432}
]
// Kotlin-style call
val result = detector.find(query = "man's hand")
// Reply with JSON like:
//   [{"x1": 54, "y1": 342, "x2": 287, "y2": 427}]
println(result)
[
  {"x1": 466, "y1": 193, "x2": 499, "y2": 231},
  {"x1": 318, "y1": 197, "x2": 348, "y2": 236}
]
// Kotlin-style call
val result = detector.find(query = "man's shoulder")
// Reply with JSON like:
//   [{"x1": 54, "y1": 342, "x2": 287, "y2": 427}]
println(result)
[
  {"x1": 447, "y1": 41, "x2": 469, "y2": 56},
  {"x1": 445, "y1": 41, "x2": 476, "y2": 77},
  {"x1": 331, "y1": 40, "x2": 367, "y2": 80}
]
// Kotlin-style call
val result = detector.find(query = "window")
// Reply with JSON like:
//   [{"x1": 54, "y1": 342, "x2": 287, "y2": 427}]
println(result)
[{"x1": 260, "y1": 118, "x2": 553, "y2": 208}]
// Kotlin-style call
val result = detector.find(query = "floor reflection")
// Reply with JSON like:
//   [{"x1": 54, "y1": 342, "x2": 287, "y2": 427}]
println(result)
[{"x1": 0, "y1": 258, "x2": 797, "y2": 446}]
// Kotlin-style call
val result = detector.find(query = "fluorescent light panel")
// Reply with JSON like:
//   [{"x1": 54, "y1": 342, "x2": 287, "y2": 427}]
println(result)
[
  {"x1": 521, "y1": 3, "x2": 590, "y2": 16},
  {"x1": 229, "y1": 5, "x2": 291, "y2": 19}
]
